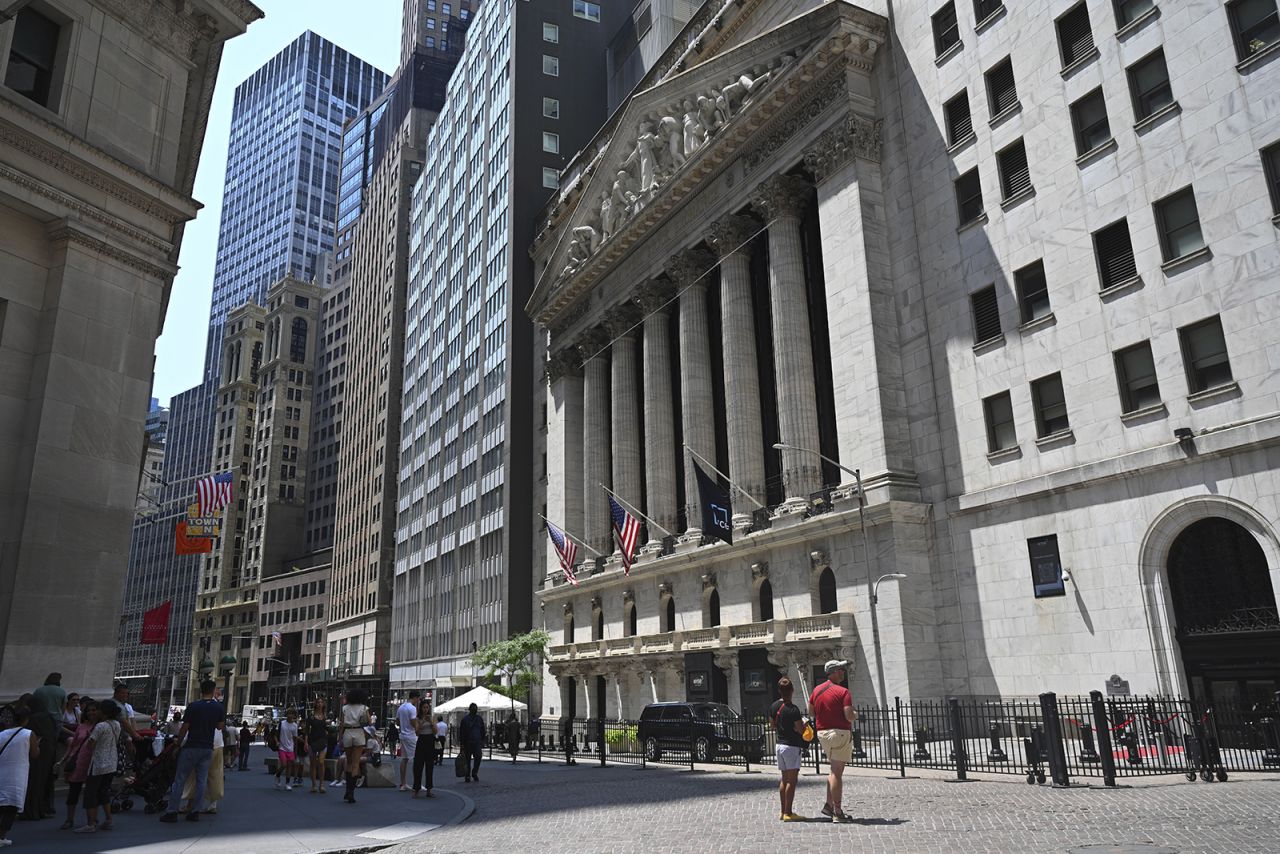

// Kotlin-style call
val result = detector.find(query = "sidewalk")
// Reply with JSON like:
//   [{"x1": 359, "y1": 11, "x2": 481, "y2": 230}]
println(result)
[{"x1": 10, "y1": 761, "x2": 472, "y2": 854}]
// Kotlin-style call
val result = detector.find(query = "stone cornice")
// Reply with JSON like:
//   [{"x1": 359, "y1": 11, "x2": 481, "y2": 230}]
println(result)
[
  {"x1": 94, "y1": 0, "x2": 263, "y2": 64},
  {"x1": 0, "y1": 163, "x2": 173, "y2": 255},
  {"x1": 0, "y1": 110, "x2": 198, "y2": 225},
  {"x1": 802, "y1": 111, "x2": 884, "y2": 179},
  {"x1": 47, "y1": 221, "x2": 178, "y2": 282}
]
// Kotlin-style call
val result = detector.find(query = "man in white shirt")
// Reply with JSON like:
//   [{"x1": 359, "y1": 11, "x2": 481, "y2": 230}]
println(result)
[
  {"x1": 396, "y1": 691, "x2": 420, "y2": 791},
  {"x1": 434, "y1": 716, "x2": 447, "y2": 765}
]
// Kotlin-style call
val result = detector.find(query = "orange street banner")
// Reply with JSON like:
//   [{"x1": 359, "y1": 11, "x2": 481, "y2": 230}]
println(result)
[{"x1": 175, "y1": 520, "x2": 213, "y2": 555}]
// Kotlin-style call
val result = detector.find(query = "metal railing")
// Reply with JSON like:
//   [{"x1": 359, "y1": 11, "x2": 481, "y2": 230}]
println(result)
[{"x1": 532, "y1": 691, "x2": 1280, "y2": 786}]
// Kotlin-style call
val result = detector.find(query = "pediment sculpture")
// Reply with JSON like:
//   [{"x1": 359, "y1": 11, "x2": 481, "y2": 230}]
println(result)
[{"x1": 559, "y1": 51, "x2": 798, "y2": 281}]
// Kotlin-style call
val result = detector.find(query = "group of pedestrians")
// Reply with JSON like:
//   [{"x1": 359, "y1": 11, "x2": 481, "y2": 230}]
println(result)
[{"x1": 769, "y1": 659, "x2": 859, "y2": 824}]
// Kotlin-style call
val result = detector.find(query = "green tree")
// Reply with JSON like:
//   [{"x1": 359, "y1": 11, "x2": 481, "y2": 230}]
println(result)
[{"x1": 470, "y1": 629, "x2": 551, "y2": 714}]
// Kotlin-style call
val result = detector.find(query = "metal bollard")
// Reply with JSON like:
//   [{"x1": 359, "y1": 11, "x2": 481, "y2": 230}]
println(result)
[
  {"x1": 987, "y1": 720, "x2": 1008, "y2": 762},
  {"x1": 1078, "y1": 719, "x2": 1100, "y2": 764},
  {"x1": 1089, "y1": 690, "x2": 1118, "y2": 787},
  {"x1": 947, "y1": 697, "x2": 969, "y2": 782},
  {"x1": 851, "y1": 728, "x2": 867, "y2": 759},
  {"x1": 913, "y1": 726, "x2": 931, "y2": 762}
]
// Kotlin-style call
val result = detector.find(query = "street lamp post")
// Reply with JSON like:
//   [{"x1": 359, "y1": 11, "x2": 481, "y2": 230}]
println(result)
[
  {"x1": 772, "y1": 443, "x2": 893, "y2": 708},
  {"x1": 220, "y1": 654, "x2": 237, "y2": 710}
]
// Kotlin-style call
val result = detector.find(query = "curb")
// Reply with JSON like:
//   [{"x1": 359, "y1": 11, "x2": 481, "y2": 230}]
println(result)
[{"x1": 439, "y1": 786, "x2": 477, "y2": 827}]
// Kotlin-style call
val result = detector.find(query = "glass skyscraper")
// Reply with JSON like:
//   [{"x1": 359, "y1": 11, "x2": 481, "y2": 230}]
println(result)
[{"x1": 116, "y1": 33, "x2": 387, "y2": 705}]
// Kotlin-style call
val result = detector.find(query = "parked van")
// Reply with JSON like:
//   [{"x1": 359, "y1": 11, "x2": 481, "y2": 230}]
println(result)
[{"x1": 241, "y1": 704, "x2": 277, "y2": 728}]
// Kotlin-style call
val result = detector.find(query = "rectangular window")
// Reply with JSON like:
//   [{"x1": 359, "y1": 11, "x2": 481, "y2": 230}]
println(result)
[
  {"x1": 983, "y1": 391, "x2": 1017, "y2": 453},
  {"x1": 1031, "y1": 373, "x2": 1070, "y2": 437},
  {"x1": 932, "y1": 2, "x2": 960, "y2": 56},
  {"x1": 542, "y1": 55, "x2": 559, "y2": 76},
  {"x1": 543, "y1": 22, "x2": 559, "y2": 43},
  {"x1": 542, "y1": 167, "x2": 559, "y2": 189},
  {"x1": 943, "y1": 90, "x2": 973, "y2": 146},
  {"x1": 974, "y1": 0, "x2": 1004, "y2": 22},
  {"x1": 1263, "y1": 141, "x2": 1280, "y2": 214},
  {"x1": 1115, "y1": 341, "x2": 1162, "y2": 413},
  {"x1": 1113, "y1": 0, "x2": 1156, "y2": 27},
  {"x1": 985, "y1": 57, "x2": 1018, "y2": 116},
  {"x1": 1028, "y1": 535, "x2": 1066, "y2": 598},
  {"x1": 1070, "y1": 88, "x2": 1111, "y2": 155},
  {"x1": 996, "y1": 138, "x2": 1031, "y2": 199},
  {"x1": 543, "y1": 97, "x2": 560, "y2": 119},
  {"x1": 1179, "y1": 316, "x2": 1233, "y2": 393},
  {"x1": 573, "y1": 0, "x2": 602, "y2": 21},
  {"x1": 1014, "y1": 260, "x2": 1051, "y2": 323},
  {"x1": 955, "y1": 168, "x2": 984, "y2": 225},
  {"x1": 3, "y1": 7, "x2": 62, "y2": 110},
  {"x1": 1093, "y1": 219, "x2": 1137, "y2": 289},
  {"x1": 1227, "y1": 0, "x2": 1279, "y2": 61},
  {"x1": 1056, "y1": 2, "x2": 1096, "y2": 67},
  {"x1": 1127, "y1": 49, "x2": 1174, "y2": 120},
  {"x1": 542, "y1": 131, "x2": 560, "y2": 154},
  {"x1": 970, "y1": 285, "x2": 1001, "y2": 345},
  {"x1": 1154, "y1": 186, "x2": 1205, "y2": 261}
]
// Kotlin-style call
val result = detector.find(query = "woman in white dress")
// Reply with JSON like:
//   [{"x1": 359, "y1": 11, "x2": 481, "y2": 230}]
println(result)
[
  {"x1": 0, "y1": 704, "x2": 40, "y2": 848},
  {"x1": 339, "y1": 690, "x2": 370, "y2": 804}
]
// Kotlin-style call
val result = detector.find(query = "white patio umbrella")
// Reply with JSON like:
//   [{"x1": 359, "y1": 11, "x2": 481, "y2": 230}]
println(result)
[{"x1": 433, "y1": 685, "x2": 527, "y2": 714}]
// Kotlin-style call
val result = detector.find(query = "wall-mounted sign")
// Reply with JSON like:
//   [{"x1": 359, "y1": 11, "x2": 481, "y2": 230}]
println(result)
[
  {"x1": 1028, "y1": 534, "x2": 1066, "y2": 598},
  {"x1": 1105, "y1": 674, "x2": 1131, "y2": 696},
  {"x1": 744, "y1": 670, "x2": 766, "y2": 693},
  {"x1": 689, "y1": 670, "x2": 708, "y2": 691}
]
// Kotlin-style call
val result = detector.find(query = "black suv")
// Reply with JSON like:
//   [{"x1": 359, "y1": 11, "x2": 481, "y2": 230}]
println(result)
[{"x1": 637, "y1": 702, "x2": 765, "y2": 763}]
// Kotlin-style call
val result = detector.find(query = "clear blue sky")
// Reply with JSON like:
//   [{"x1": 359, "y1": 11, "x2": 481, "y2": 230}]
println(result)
[{"x1": 151, "y1": 0, "x2": 400, "y2": 406}]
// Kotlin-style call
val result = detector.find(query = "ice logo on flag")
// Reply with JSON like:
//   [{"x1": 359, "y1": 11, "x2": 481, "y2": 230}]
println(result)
[{"x1": 710, "y1": 503, "x2": 731, "y2": 532}]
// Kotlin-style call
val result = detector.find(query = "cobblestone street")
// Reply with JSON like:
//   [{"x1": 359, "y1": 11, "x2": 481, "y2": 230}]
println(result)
[{"x1": 399, "y1": 758, "x2": 1280, "y2": 854}]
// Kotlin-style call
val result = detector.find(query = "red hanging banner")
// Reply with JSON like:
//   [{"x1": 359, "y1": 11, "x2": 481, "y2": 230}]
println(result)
[{"x1": 140, "y1": 600, "x2": 173, "y2": 645}]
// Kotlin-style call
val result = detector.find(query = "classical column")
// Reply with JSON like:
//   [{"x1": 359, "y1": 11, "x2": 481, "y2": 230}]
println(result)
[
  {"x1": 752, "y1": 174, "x2": 822, "y2": 505},
  {"x1": 803, "y1": 113, "x2": 915, "y2": 498},
  {"x1": 545, "y1": 347, "x2": 584, "y2": 581},
  {"x1": 707, "y1": 214, "x2": 766, "y2": 522},
  {"x1": 668, "y1": 247, "x2": 717, "y2": 536},
  {"x1": 605, "y1": 302, "x2": 643, "y2": 523},
  {"x1": 636, "y1": 278, "x2": 678, "y2": 540},
  {"x1": 579, "y1": 326, "x2": 612, "y2": 556}
]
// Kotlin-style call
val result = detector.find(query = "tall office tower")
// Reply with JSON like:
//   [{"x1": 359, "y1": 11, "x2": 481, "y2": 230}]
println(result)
[
  {"x1": 400, "y1": 0, "x2": 479, "y2": 66},
  {"x1": 389, "y1": 0, "x2": 622, "y2": 701},
  {"x1": 324, "y1": 32, "x2": 461, "y2": 704},
  {"x1": 0, "y1": 0, "x2": 259, "y2": 700},
  {"x1": 116, "y1": 33, "x2": 386, "y2": 705},
  {"x1": 192, "y1": 274, "x2": 322, "y2": 705},
  {"x1": 530, "y1": 0, "x2": 1280, "y2": 721}
]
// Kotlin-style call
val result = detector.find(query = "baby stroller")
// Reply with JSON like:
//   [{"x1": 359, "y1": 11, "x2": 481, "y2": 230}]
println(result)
[{"x1": 128, "y1": 738, "x2": 181, "y2": 814}]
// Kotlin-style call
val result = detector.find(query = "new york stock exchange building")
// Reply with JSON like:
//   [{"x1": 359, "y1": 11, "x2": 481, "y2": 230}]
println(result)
[{"x1": 524, "y1": 0, "x2": 1280, "y2": 724}]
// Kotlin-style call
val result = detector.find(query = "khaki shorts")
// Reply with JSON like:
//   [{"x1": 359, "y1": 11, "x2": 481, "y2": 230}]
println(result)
[
  {"x1": 341, "y1": 729, "x2": 367, "y2": 749},
  {"x1": 817, "y1": 728, "x2": 852, "y2": 764}
]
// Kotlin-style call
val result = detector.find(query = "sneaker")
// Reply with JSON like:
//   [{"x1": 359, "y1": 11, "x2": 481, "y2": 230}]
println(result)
[
  {"x1": 783, "y1": 813, "x2": 809, "y2": 822},
  {"x1": 831, "y1": 810, "x2": 855, "y2": 824},
  {"x1": 821, "y1": 804, "x2": 834, "y2": 818},
  {"x1": 0, "y1": 838, "x2": 13, "y2": 846},
  {"x1": 159, "y1": 814, "x2": 178, "y2": 823},
  {"x1": 73, "y1": 825, "x2": 98, "y2": 833},
  {"x1": 399, "y1": 784, "x2": 409, "y2": 792},
  {"x1": 285, "y1": 783, "x2": 292, "y2": 791}
]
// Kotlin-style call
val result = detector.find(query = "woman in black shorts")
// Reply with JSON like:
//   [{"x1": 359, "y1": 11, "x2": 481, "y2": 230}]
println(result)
[{"x1": 307, "y1": 701, "x2": 329, "y2": 794}]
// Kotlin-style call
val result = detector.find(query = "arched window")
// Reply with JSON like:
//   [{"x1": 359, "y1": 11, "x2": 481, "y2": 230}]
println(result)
[
  {"x1": 625, "y1": 601, "x2": 637, "y2": 637},
  {"x1": 593, "y1": 608, "x2": 604, "y2": 641},
  {"x1": 759, "y1": 579, "x2": 774, "y2": 622},
  {"x1": 664, "y1": 596, "x2": 676, "y2": 633},
  {"x1": 707, "y1": 589, "x2": 721, "y2": 627},
  {"x1": 818, "y1": 568, "x2": 837, "y2": 614},
  {"x1": 290, "y1": 317, "x2": 308, "y2": 363}
]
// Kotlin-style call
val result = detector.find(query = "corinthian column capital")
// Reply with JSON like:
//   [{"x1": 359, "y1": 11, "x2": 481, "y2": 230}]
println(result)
[
  {"x1": 750, "y1": 173, "x2": 812, "y2": 220},
  {"x1": 576, "y1": 324, "x2": 612, "y2": 361},
  {"x1": 634, "y1": 276, "x2": 676, "y2": 313},
  {"x1": 604, "y1": 301, "x2": 643, "y2": 339},
  {"x1": 545, "y1": 347, "x2": 583, "y2": 383},
  {"x1": 802, "y1": 113, "x2": 884, "y2": 181},
  {"x1": 706, "y1": 213, "x2": 762, "y2": 259},
  {"x1": 665, "y1": 246, "x2": 717, "y2": 289}
]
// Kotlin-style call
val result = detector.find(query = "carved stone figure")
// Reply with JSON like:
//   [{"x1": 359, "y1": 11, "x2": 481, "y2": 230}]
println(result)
[
  {"x1": 657, "y1": 114, "x2": 685, "y2": 172},
  {"x1": 599, "y1": 188, "x2": 616, "y2": 239},
  {"x1": 623, "y1": 120, "x2": 663, "y2": 201},
  {"x1": 681, "y1": 99, "x2": 707, "y2": 154}
]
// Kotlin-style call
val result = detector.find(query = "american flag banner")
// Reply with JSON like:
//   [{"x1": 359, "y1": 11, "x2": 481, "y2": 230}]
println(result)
[
  {"x1": 196, "y1": 471, "x2": 233, "y2": 516},
  {"x1": 608, "y1": 495, "x2": 641, "y2": 575},
  {"x1": 546, "y1": 521, "x2": 579, "y2": 586}
]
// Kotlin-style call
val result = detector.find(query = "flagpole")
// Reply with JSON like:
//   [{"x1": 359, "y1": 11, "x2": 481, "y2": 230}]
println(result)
[
  {"x1": 682, "y1": 444, "x2": 766, "y2": 509},
  {"x1": 597, "y1": 483, "x2": 673, "y2": 537},
  {"x1": 536, "y1": 513, "x2": 605, "y2": 557}
]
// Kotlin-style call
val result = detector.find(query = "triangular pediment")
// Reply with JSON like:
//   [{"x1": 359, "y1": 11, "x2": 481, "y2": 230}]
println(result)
[{"x1": 528, "y1": 2, "x2": 884, "y2": 327}]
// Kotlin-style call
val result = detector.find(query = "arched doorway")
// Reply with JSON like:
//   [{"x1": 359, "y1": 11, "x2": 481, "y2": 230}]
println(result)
[{"x1": 1168, "y1": 517, "x2": 1280, "y2": 704}]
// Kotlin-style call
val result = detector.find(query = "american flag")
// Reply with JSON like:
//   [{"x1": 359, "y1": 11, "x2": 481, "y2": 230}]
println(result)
[
  {"x1": 196, "y1": 471, "x2": 233, "y2": 516},
  {"x1": 608, "y1": 495, "x2": 641, "y2": 575},
  {"x1": 546, "y1": 521, "x2": 579, "y2": 586}
]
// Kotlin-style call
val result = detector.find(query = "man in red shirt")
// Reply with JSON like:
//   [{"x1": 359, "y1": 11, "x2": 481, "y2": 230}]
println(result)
[{"x1": 809, "y1": 659, "x2": 857, "y2": 822}]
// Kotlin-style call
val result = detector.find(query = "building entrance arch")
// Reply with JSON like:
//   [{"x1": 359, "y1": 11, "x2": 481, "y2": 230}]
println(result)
[{"x1": 1139, "y1": 497, "x2": 1280, "y2": 701}]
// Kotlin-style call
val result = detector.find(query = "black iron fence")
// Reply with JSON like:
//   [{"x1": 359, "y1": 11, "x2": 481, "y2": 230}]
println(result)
[{"x1": 535, "y1": 692, "x2": 1280, "y2": 786}]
